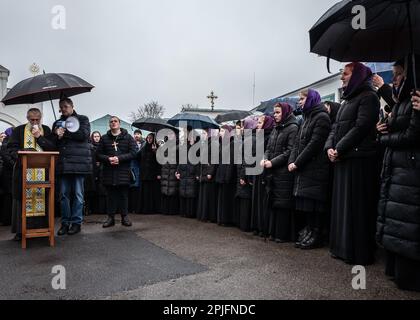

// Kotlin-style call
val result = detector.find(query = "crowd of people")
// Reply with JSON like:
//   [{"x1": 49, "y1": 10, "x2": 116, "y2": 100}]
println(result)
[{"x1": 1, "y1": 59, "x2": 420, "y2": 292}]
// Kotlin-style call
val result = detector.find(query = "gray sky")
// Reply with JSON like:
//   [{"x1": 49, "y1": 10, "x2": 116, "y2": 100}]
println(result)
[{"x1": 0, "y1": 0, "x2": 342, "y2": 126}]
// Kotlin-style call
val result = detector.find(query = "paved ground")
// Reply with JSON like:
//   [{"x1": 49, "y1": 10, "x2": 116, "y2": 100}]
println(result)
[{"x1": 1, "y1": 214, "x2": 420, "y2": 300}]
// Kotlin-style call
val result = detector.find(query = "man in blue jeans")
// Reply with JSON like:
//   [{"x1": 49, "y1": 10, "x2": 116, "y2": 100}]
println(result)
[{"x1": 52, "y1": 98, "x2": 92, "y2": 236}]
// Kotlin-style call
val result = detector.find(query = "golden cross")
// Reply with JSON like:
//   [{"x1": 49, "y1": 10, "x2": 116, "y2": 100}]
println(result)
[
  {"x1": 207, "y1": 91, "x2": 218, "y2": 110},
  {"x1": 112, "y1": 141, "x2": 119, "y2": 151}
]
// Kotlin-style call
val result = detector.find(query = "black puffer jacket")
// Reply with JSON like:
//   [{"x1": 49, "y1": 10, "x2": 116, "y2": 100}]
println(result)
[
  {"x1": 97, "y1": 129, "x2": 137, "y2": 186},
  {"x1": 177, "y1": 144, "x2": 199, "y2": 198},
  {"x1": 289, "y1": 104, "x2": 331, "y2": 202},
  {"x1": 51, "y1": 112, "x2": 92, "y2": 175},
  {"x1": 377, "y1": 99, "x2": 420, "y2": 261},
  {"x1": 265, "y1": 115, "x2": 299, "y2": 209},
  {"x1": 139, "y1": 143, "x2": 161, "y2": 181},
  {"x1": 160, "y1": 144, "x2": 179, "y2": 196},
  {"x1": 325, "y1": 83, "x2": 380, "y2": 159}
]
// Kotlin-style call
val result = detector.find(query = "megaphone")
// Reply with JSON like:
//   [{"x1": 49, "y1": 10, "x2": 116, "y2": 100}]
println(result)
[{"x1": 56, "y1": 116, "x2": 80, "y2": 133}]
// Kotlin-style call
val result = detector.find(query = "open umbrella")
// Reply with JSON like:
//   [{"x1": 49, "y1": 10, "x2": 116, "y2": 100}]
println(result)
[
  {"x1": 1, "y1": 73, "x2": 95, "y2": 120},
  {"x1": 132, "y1": 118, "x2": 179, "y2": 133},
  {"x1": 168, "y1": 113, "x2": 220, "y2": 130},
  {"x1": 215, "y1": 110, "x2": 252, "y2": 124},
  {"x1": 309, "y1": 0, "x2": 420, "y2": 85}
]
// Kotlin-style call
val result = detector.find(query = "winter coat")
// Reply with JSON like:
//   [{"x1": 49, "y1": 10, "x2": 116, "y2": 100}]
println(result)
[
  {"x1": 197, "y1": 139, "x2": 218, "y2": 183},
  {"x1": 177, "y1": 144, "x2": 199, "y2": 198},
  {"x1": 235, "y1": 134, "x2": 254, "y2": 199},
  {"x1": 289, "y1": 104, "x2": 331, "y2": 202},
  {"x1": 377, "y1": 98, "x2": 420, "y2": 261},
  {"x1": 215, "y1": 137, "x2": 236, "y2": 184},
  {"x1": 130, "y1": 140, "x2": 144, "y2": 188},
  {"x1": 51, "y1": 112, "x2": 92, "y2": 175},
  {"x1": 264, "y1": 115, "x2": 299, "y2": 209},
  {"x1": 325, "y1": 83, "x2": 380, "y2": 159},
  {"x1": 139, "y1": 143, "x2": 161, "y2": 181},
  {"x1": 160, "y1": 145, "x2": 179, "y2": 196},
  {"x1": 97, "y1": 129, "x2": 137, "y2": 187}
]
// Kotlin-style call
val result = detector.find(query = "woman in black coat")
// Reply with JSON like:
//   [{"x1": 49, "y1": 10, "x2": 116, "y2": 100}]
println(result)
[
  {"x1": 288, "y1": 89, "x2": 331, "y2": 250},
  {"x1": 326, "y1": 62, "x2": 381, "y2": 265},
  {"x1": 263, "y1": 103, "x2": 299, "y2": 243},
  {"x1": 196, "y1": 130, "x2": 218, "y2": 223},
  {"x1": 85, "y1": 131, "x2": 107, "y2": 215},
  {"x1": 250, "y1": 115, "x2": 274, "y2": 237},
  {"x1": 215, "y1": 125, "x2": 236, "y2": 226},
  {"x1": 97, "y1": 122, "x2": 137, "y2": 227},
  {"x1": 234, "y1": 117, "x2": 258, "y2": 232},
  {"x1": 139, "y1": 133, "x2": 161, "y2": 215},
  {"x1": 0, "y1": 129, "x2": 12, "y2": 226},
  {"x1": 160, "y1": 132, "x2": 180, "y2": 215},
  {"x1": 177, "y1": 132, "x2": 199, "y2": 218},
  {"x1": 377, "y1": 57, "x2": 420, "y2": 292}
]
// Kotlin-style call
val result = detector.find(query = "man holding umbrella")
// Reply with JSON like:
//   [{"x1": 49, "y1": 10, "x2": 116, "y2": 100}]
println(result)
[{"x1": 52, "y1": 98, "x2": 92, "y2": 236}]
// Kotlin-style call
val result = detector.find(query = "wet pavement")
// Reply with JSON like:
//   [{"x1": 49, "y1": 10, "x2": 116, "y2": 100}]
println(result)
[{"x1": 0, "y1": 214, "x2": 419, "y2": 300}]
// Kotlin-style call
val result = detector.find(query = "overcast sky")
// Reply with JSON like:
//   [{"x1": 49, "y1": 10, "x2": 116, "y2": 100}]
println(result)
[{"x1": 0, "y1": 0, "x2": 342, "y2": 126}]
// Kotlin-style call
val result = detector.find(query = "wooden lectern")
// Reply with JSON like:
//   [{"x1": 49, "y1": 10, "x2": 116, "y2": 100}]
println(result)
[{"x1": 18, "y1": 151, "x2": 59, "y2": 249}]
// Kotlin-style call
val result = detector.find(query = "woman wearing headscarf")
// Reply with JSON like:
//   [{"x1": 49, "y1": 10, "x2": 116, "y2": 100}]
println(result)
[
  {"x1": 377, "y1": 56, "x2": 420, "y2": 292},
  {"x1": 216, "y1": 125, "x2": 236, "y2": 226},
  {"x1": 160, "y1": 131, "x2": 180, "y2": 215},
  {"x1": 235, "y1": 116, "x2": 258, "y2": 232},
  {"x1": 85, "y1": 131, "x2": 107, "y2": 215},
  {"x1": 326, "y1": 62, "x2": 381, "y2": 265},
  {"x1": 263, "y1": 103, "x2": 299, "y2": 242},
  {"x1": 0, "y1": 127, "x2": 13, "y2": 226},
  {"x1": 196, "y1": 129, "x2": 218, "y2": 223},
  {"x1": 288, "y1": 89, "x2": 331, "y2": 250},
  {"x1": 177, "y1": 128, "x2": 199, "y2": 218},
  {"x1": 139, "y1": 133, "x2": 161, "y2": 214},
  {"x1": 250, "y1": 115, "x2": 275, "y2": 237}
]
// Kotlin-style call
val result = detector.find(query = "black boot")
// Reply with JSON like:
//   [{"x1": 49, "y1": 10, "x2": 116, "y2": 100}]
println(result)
[
  {"x1": 300, "y1": 229, "x2": 323, "y2": 250},
  {"x1": 57, "y1": 224, "x2": 69, "y2": 236},
  {"x1": 68, "y1": 224, "x2": 81, "y2": 235},
  {"x1": 121, "y1": 215, "x2": 132, "y2": 227},
  {"x1": 103, "y1": 216, "x2": 115, "y2": 228},
  {"x1": 295, "y1": 226, "x2": 311, "y2": 248}
]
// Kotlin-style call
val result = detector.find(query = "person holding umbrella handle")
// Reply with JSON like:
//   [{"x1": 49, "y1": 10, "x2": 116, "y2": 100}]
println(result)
[{"x1": 412, "y1": 90, "x2": 420, "y2": 111}]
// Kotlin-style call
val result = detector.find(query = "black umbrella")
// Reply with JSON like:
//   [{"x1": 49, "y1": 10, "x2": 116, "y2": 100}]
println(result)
[
  {"x1": 168, "y1": 113, "x2": 220, "y2": 130},
  {"x1": 310, "y1": 0, "x2": 420, "y2": 85},
  {"x1": 1, "y1": 73, "x2": 94, "y2": 119},
  {"x1": 215, "y1": 110, "x2": 252, "y2": 124},
  {"x1": 132, "y1": 118, "x2": 179, "y2": 133}
]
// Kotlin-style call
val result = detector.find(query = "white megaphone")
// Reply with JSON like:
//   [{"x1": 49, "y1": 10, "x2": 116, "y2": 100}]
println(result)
[{"x1": 56, "y1": 116, "x2": 80, "y2": 133}]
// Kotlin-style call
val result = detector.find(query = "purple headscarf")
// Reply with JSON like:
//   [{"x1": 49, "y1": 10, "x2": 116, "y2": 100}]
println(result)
[
  {"x1": 243, "y1": 115, "x2": 259, "y2": 130},
  {"x1": 221, "y1": 124, "x2": 234, "y2": 132},
  {"x1": 262, "y1": 115, "x2": 275, "y2": 130},
  {"x1": 303, "y1": 89, "x2": 322, "y2": 113},
  {"x1": 343, "y1": 62, "x2": 373, "y2": 98},
  {"x1": 274, "y1": 103, "x2": 293, "y2": 124},
  {"x1": 5, "y1": 127, "x2": 13, "y2": 137}
]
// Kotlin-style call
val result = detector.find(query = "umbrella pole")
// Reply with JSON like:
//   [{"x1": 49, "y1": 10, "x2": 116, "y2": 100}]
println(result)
[
  {"x1": 48, "y1": 93, "x2": 58, "y2": 121},
  {"x1": 407, "y1": 1, "x2": 418, "y2": 90}
]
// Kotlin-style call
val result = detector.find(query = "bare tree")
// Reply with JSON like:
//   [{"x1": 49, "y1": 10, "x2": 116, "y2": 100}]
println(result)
[{"x1": 129, "y1": 101, "x2": 165, "y2": 121}]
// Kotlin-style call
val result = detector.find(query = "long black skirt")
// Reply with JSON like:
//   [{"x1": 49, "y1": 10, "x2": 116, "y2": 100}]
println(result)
[
  {"x1": 217, "y1": 183, "x2": 236, "y2": 225},
  {"x1": 128, "y1": 187, "x2": 142, "y2": 214},
  {"x1": 0, "y1": 193, "x2": 12, "y2": 226},
  {"x1": 268, "y1": 207, "x2": 294, "y2": 242},
  {"x1": 250, "y1": 176, "x2": 269, "y2": 236},
  {"x1": 386, "y1": 251, "x2": 420, "y2": 292},
  {"x1": 235, "y1": 198, "x2": 252, "y2": 232},
  {"x1": 197, "y1": 182, "x2": 217, "y2": 223},
  {"x1": 179, "y1": 197, "x2": 197, "y2": 218},
  {"x1": 140, "y1": 180, "x2": 161, "y2": 214},
  {"x1": 161, "y1": 194, "x2": 180, "y2": 215},
  {"x1": 329, "y1": 156, "x2": 379, "y2": 265}
]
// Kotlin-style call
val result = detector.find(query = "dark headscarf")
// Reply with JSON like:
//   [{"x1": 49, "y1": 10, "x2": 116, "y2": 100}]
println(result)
[
  {"x1": 5, "y1": 127, "x2": 13, "y2": 137},
  {"x1": 303, "y1": 89, "x2": 322, "y2": 113},
  {"x1": 274, "y1": 103, "x2": 293, "y2": 124},
  {"x1": 395, "y1": 55, "x2": 420, "y2": 102},
  {"x1": 343, "y1": 62, "x2": 373, "y2": 99},
  {"x1": 262, "y1": 115, "x2": 275, "y2": 130}
]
